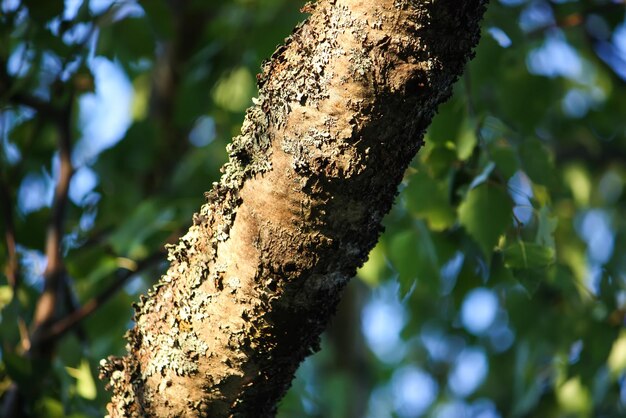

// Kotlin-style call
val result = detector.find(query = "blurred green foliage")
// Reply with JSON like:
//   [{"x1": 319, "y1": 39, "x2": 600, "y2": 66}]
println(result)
[{"x1": 1, "y1": 0, "x2": 626, "y2": 417}]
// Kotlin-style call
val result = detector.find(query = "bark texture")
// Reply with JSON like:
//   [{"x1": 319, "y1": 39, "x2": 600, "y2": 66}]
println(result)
[{"x1": 100, "y1": 0, "x2": 487, "y2": 416}]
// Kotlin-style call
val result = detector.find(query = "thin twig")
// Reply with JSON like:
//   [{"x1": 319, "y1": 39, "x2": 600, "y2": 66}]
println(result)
[
  {"x1": 40, "y1": 252, "x2": 164, "y2": 342},
  {"x1": 0, "y1": 59, "x2": 62, "y2": 118},
  {"x1": 527, "y1": 1, "x2": 626, "y2": 39},
  {"x1": 527, "y1": 13, "x2": 584, "y2": 38},
  {"x1": 8, "y1": 91, "x2": 62, "y2": 118},
  {"x1": 60, "y1": 273, "x2": 89, "y2": 345},
  {"x1": 0, "y1": 179, "x2": 19, "y2": 290}
]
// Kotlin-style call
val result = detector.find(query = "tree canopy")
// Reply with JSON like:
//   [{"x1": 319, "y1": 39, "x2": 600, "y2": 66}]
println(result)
[{"x1": 1, "y1": 0, "x2": 626, "y2": 417}]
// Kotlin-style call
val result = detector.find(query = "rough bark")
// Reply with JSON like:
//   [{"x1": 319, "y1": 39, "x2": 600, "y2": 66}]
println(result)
[{"x1": 100, "y1": 0, "x2": 488, "y2": 416}]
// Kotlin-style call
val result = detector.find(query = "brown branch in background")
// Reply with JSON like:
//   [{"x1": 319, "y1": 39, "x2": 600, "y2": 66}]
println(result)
[
  {"x1": 0, "y1": 74, "x2": 72, "y2": 418},
  {"x1": 30, "y1": 93, "x2": 74, "y2": 353},
  {"x1": 40, "y1": 251, "x2": 164, "y2": 343},
  {"x1": 528, "y1": 13, "x2": 584, "y2": 38},
  {"x1": 326, "y1": 281, "x2": 372, "y2": 418},
  {"x1": 0, "y1": 61, "x2": 62, "y2": 119},
  {"x1": 60, "y1": 274, "x2": 89, "y2": 345},
  {"x1": 7, "y1": 92, "x2": 62, "y2": 119},
  {"x1": 145, "y1": 0, "x2": 213, "y2": 193},
  {"x1": 0, "y1": 179, "x2": 19, "y2": 290},
  {"x1": 528, "y1": 2, "x2": 626, "y2": 39}
]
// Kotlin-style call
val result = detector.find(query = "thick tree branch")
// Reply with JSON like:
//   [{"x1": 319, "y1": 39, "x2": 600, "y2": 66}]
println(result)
[{"x1": 101, "y1": 1, "x2": 488, "y2": 416}]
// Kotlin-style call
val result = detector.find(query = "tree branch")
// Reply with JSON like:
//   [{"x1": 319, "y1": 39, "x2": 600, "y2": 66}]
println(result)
[
  {"x1": 40, "y1": 252, "x2": 164, "y2": 343},
  {"x1": 144, "y1": 0, "x2": 214, "y2": 193},
  {"x1": 326, "y1": 280, "x2": 371, "y2": 418},
  {"x1": 30, "y1": 93, "x2": 74, "y2": 353},
  {"x1": 0, "y1": 178, "x2": 19, "y2": 290},
  {"x1": 0, "y1": 62, "x2": 63, "y2": 118},
  {"x1": 528, "y1": 3, "x2": 626, "y2": 38},
  {"x1": 101, "y1": 1, "x2": 488, "y2": 416}
]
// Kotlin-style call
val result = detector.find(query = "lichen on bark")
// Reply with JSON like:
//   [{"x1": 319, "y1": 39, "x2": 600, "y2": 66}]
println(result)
[{"x1": 100, "y1": 0, "x2": 488, "y2": 416}]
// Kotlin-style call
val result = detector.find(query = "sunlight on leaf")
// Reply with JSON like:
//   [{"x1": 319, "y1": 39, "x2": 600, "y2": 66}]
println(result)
[
  {"x1": 457, "y1": 121, "x2": 477, "y2": 160},
  {"x1": 66, "y1": 359, "x2": 97, "y2": 400},
  {"x1": 132, "y1": 74, "x2": 151, "y2": 121},
  {"x1": 406, "y1": 171, "x2": 456, "y2": 231},
  {"x1": 503, "y1": 241, "x2": 555, "y2": 268},
  {"x1": 35, "y1": 397, "x2": 64, "y2": 418},
  {"x1": 0, "y1": 286, "x2": 13, "y2": 309},
  {"x1": 607, "y1": 331, "x2": 626, "y2": 377},
  {"x1": 536, "y1": 206, "x2": 557, "y2": 248},
  {"x1": 563, "y1": 164, "x2": 592, "y2": 206},
  {"x1": 357, "y1": 241, "x2": 387, "y2": 287},
  {"x1": 556, "y1": 377, "x2": 591, "y2": 416},
  {"x1": 213, "y1": 67, "x2": 255, "y2": 112}
]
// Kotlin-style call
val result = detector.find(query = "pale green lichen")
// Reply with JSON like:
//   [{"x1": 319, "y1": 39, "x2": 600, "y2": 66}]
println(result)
[
  {"x1": 348, "y1": 47, "x2": 373, "y2": 81},
  {"x1": 144, "y1": 328, "x2": 209, "y2": 377},
  {"x1": 220, "y1": 97, "x2": 272, "y2": 189}
]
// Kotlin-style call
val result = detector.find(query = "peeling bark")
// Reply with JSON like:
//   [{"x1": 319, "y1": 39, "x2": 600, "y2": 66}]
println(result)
[{"x1": 100, "y1": 0, "x2": 488, "y2": 416}]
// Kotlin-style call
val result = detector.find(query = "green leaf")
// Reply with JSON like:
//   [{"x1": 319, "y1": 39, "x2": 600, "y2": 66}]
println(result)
[
  {"x1": 556, "y1": 377, "x2": 592, "y2": 416},
  {"x1": 424, "y1": 145, "x2": 457, "y2": 178},
  {"x1": 212, "y1": 67, "x2": 255, "y2": 112},
  {"x1": 388, "y1": 224, "x2": 439, "y2": 296},
  {"x1": 34, "y1": 397, "x2": 65, "y2": 418},
  {"x1": 457, "y1": 121, "x2": 478, "y2": 161},
  {"x1": 458, "y1": 184, "x2": 512, "y2": 257},
  {"x1": 563, "y1": 164, "x2": 592, "y2": 206},
  {"x1": 357, "y1": 241, "x2": 387, "y2": 287},
  {"x1": 0, "y1": 285, "x2": 13, "y2": 309},
  {"x1": 66, "y1": 248, "x2": 118, "y2": 288},
  {"x1": 491, "y1": 252, "x2": 516, "y2": 285},
  {"x1": 608, "y1": 331, "x2": 626, "y2": 377},
  {"x1": 511, "y1": 341, "x2": 545, "y2": 415},
  {"x1": 512, "y1": 266, "x2": 551, "y2": 295},
  {"x1": 490, "y1": 142, "x2": 520, "y2": 180},
  {"x1": 142, "y1": 0, "x2": 175, "y2": 38},
  {"x1": 494, "y1": 71, "x2": 559, "y2": 134},
  {"x1": 389, "y1": 231, "x2": 419, "y2": 295},
  {"x1": 536, "y1": 206, "x2": 557, "y2": 248},
  {"x1": 426, "y1": 95, "x2": 464, "y2": 144},
  {"x1": 503, "y1": 242, "x2": 555, "y2": 269},
  {"x1": 66, "y1": 359, "x2": 97, "y2": 400},
  {"x1": 98, "y1": 17, "x2": 155, "y2": 62},
  {"x1": 23, "y1": 0, "x2": 63, "y2": 24},
  {"x1": 468, "y1": 161, "x2": 495, "y2": 189},
  {"x1": 520, "y1": 138, "x2": 557, "y2": 188},
  {"x1": 2, "y1": 351, "x2": 31, "y2": 386},
  {"x1": 405, "y1": 171, "x2": 455, "y2": 231},
  {"x1": 108, "y1": 199, "x2": 175, "y2": 258}
]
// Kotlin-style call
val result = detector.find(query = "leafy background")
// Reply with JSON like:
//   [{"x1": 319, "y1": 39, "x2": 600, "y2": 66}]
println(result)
[{"x1": 1, "y1": 0, "x2": 626, "y2": 417}]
